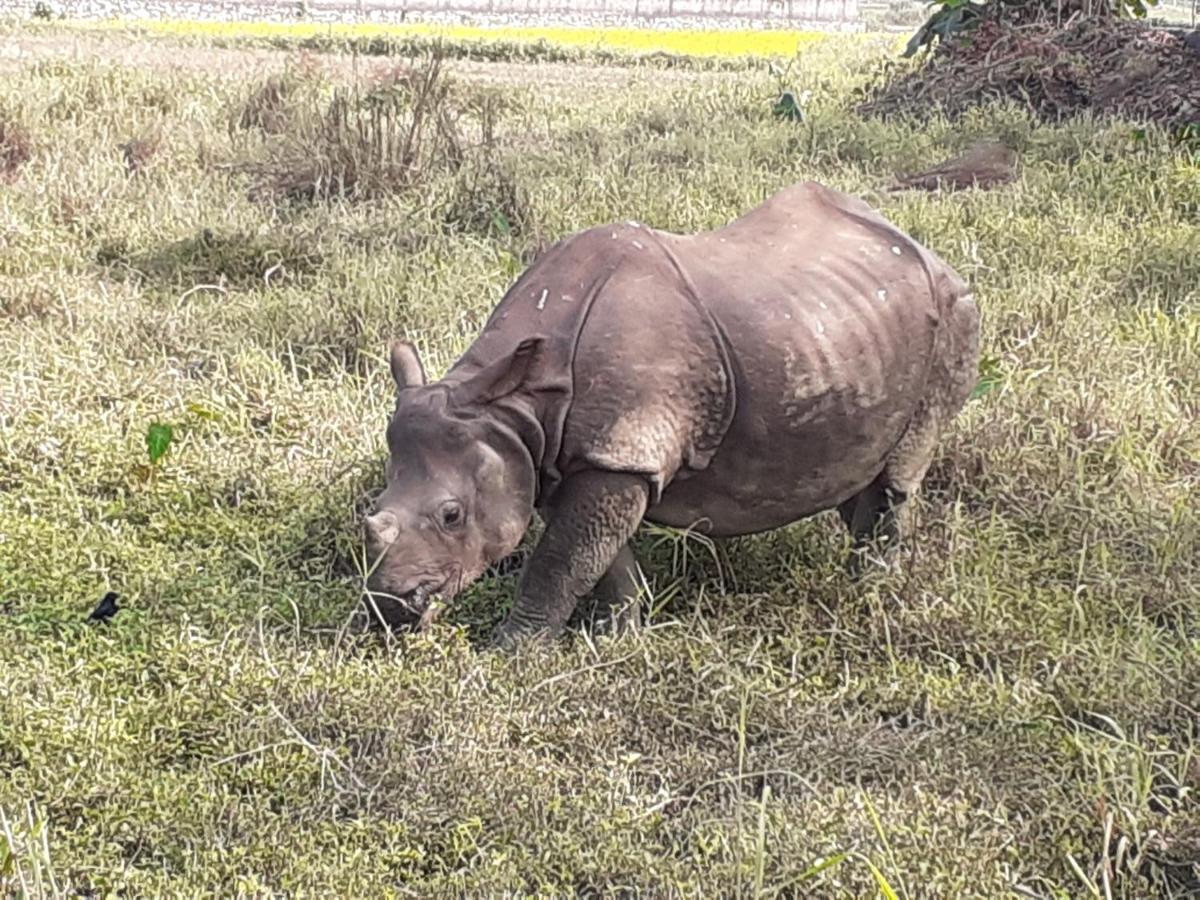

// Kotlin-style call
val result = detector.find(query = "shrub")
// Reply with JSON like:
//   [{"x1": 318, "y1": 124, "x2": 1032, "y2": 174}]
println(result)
[{"x1": 240, "y1": 53, "x2": 472, "y2": 203}]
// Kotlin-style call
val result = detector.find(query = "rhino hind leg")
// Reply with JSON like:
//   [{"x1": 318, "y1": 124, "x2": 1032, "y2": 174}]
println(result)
[
  {"x1": 842, "y1": 294, "x2": 980, "y2": 576},
  {"x1": 838, "y1": 473, "x2": 908, "y2": 576},
  {"x1": 838, "y1": 404, "x2": 942, "y2": 575},
  {"x1": 493, "y1": 472, "x2": 649, "y2": 649}
]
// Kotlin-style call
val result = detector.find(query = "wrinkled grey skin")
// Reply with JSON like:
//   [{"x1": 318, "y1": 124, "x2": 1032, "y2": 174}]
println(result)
[{"x1": 363, "y1": 181, "x2": 981, "y2": 647}]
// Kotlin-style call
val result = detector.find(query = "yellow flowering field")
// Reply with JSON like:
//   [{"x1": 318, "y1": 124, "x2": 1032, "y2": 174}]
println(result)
[{"x1": 83, "y1": 17, "x2": 837, "y2": 58}]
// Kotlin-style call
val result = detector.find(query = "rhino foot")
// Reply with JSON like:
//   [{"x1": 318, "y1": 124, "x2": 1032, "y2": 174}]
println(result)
[{"x1": 845, "y1": 539, "x2": 903, "y2": 579}]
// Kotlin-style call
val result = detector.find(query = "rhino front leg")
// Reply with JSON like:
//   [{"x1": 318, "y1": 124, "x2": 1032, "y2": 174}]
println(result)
[
  {"x1": 576, "y1": 544, "x2": 649, "y2": 637},
  {"x1": 493, "y1": 471, "x2": 649, "y2": 649}
]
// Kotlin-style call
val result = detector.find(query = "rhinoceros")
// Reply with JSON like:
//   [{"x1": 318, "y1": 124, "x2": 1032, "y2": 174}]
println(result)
[{"x1": 363, "y1": 181, "x2": 981, "y2": 647}]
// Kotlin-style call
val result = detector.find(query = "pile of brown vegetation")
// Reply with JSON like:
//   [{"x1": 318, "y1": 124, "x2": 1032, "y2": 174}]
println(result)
[{"x1": 859, "y1": 16, "x2": 1200, "y2": 130}]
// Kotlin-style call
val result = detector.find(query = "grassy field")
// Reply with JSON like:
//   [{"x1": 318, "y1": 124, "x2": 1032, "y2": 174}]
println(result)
[{"x1": 1, "y1": 21, "x2": 1198, "y2": 898}]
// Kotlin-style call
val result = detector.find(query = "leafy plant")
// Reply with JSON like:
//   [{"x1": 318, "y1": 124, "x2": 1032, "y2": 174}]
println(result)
[
  {"x1": 766, "y1": 60, "x2": 810, "y2": 122},
  {"x1": 1117, "y1": 0, "x2": 1159, "y2": 17},
  {"x1": 904, "y1": 0, "x2": 987, "y2": 58},
  {"x1": 971, "y1": 355, "x2": 1004, "y2": 400},
  {"x1": 903, "y1": 0, "x2": 1160, "y2": 59},
  {"x1": 772, "y1": 90, "x2": 807, "y2": 122},
  {"x1": 146, "y1": 422, "x2": 175, "y2": 466}
]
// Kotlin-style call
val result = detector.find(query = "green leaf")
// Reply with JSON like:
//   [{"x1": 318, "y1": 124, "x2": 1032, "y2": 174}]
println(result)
[
  {"x1": 0, "y1": 833, "x2": 14, "y2": 877},
  {"x1": 491, "y1": 209, "x2": 512, "y2": 237},
  {"x1": 772, "y1": 91, "x2": 805, "y2": 122},
  {"x1": 863, "y1": 857, "x2": 901, "y2": 900},
  {"x1": 903, "y1": 18, "x2": 936, "y2": 57},
  {"x1": 970, "y1": 355, "x2": 1003, "y2": 400},
  {"x1": 146, "y1": 422, "x2": 174, "y2": 465},
  {"x1": 903, "y1": 1, "x2": 982, "y2": 56},
  {"x1": 793, "y1": 852, "x2": 849, "y2": 882},
  {"x1": 499, "y1": 249, "x2": 524, "y2": 279}
]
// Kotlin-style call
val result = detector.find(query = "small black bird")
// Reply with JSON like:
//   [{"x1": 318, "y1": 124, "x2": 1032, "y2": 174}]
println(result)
[{"x1": 88, "y1": 591, "x2": 120, "y2": 623}]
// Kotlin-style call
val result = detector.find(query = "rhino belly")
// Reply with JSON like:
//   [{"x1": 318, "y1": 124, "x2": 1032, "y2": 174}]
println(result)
[
  {"x1": 646, "y1": 417, "x2": 910, "y2": 536},
  {"x1": 646, "y1": 309, "x2": 933, "y2": 536}
]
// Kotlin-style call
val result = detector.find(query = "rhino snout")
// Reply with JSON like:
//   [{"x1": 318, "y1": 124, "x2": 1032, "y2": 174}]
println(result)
[{"x1": 363, "y1": 579, "x2": 442, "y2": 631}]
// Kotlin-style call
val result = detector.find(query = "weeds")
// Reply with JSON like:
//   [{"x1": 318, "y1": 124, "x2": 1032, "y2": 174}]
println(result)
[{"x1": 239, "y1": 53, "x2": 477, "y2": 203}]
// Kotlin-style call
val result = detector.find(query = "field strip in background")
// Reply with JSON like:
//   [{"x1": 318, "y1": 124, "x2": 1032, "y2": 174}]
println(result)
[{"x1": 68, "y1": 17, "x2": 853, "y2": 57}]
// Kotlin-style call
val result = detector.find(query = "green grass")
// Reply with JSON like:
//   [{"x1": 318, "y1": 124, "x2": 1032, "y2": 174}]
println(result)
[{"x1": 1, "y1": 24, "x2": 1198, "y2": 898}]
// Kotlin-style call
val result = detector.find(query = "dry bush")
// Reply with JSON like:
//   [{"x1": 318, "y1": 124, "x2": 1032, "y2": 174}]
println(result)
[
  {"x1": 242, "y1": 53, "x2": 471, "y2": 203},
  {"x1": 0, "y1": 113, "x2": 33, "y2": 183}
]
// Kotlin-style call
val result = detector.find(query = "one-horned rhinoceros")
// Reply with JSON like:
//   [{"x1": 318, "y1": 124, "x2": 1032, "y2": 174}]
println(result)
[{"x1": 363, "y1": 181, "x2": 980, "y2": 647}]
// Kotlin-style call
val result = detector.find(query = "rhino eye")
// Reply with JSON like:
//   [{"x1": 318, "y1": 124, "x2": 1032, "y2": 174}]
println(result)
[{"x1": 440, "y1": 500, "x2": 465, "y2": 531}]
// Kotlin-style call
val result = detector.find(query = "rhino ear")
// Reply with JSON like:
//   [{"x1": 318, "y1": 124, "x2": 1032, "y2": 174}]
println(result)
[
  {"x1": 452, "y1": 337, "x2": 547, "y2": 407},
  {"x1": 389, "y1": 341, "x2": 426, "y2": 390}
]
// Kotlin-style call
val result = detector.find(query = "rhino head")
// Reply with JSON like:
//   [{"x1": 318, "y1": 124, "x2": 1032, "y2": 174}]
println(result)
[{"x1": 362, "y1": 338, "x2": 544, "y2": 630}]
